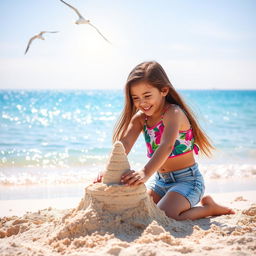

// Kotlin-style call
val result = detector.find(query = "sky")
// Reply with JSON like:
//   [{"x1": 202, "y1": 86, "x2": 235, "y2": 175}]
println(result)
[{"x1": 0, "y1": 0, "x2": 256, "y2": 90}]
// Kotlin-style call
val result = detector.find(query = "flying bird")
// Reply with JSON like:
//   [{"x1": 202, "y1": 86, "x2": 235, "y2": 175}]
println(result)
[
  {"x1": 60, "y1": 0, "x2": 111, "y2": 44},
  {"x1": 25, "y1": 31, "x2": 59, "y2": 54}
]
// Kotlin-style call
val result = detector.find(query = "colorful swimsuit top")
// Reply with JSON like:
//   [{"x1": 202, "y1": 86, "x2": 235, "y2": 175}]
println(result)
[{"x1": 143, "y1": 106, "x2": 199, "y2": 158}]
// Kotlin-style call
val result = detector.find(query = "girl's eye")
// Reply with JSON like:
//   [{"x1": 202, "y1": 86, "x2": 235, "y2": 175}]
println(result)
[
  {"x1": 132, "y1": 97, "x2": 139, "y2": 101},
  {"x1": 145, "y1": 95, "x2": 151, "y2": 98}
]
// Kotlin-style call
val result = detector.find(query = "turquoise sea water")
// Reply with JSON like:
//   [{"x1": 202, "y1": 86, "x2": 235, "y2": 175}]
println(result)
[{"x1": 0, "y1": 90, "x2": 256, "y2": 188}]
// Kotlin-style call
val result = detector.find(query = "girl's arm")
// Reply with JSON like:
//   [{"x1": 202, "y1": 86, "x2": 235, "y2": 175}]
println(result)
[
  {"x1": 122, "y1": 106, "x2": 182, "y2": 185},
  {"x1": 120, "y1": 112, "x2": 144, "y2": 155}
]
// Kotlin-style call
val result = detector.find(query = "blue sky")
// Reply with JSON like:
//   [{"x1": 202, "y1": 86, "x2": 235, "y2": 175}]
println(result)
[{"x1": 0, "y1": 0, "x2": 255, "y2": 89}]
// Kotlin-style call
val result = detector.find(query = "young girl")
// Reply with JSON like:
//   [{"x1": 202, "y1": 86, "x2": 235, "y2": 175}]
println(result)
[{"x1": 96, "y1": 61, "x2": 234, "y2": 220}]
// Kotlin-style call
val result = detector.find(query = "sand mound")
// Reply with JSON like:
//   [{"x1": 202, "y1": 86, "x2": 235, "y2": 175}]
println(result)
[{"x1": 1, "y1": 203, "x2": 255, "y2": 255}]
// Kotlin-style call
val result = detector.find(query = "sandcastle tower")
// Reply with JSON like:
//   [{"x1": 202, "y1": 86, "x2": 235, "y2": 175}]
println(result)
[{"x1": 102, "y1": 141, "x2": 130, "y2": 185}]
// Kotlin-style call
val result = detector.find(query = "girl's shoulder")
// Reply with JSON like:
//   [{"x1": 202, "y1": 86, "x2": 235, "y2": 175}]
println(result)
[
  {"x1": 131, "y1": 110, "x2": 146, "y2": 126},
  {"x1": 162, "y1": 104, "x2": 184, "y2": 125},
  {"x1": 163, "y1": 104, "x2": 191, "y2": 130},
  {"x1": 164, "y1": 104, "x2": 183, "y2": 118}
]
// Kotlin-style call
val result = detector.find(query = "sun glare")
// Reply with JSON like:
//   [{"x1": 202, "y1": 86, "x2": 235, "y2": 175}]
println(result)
[{"x1": 72, "y1": 26, "x2": 114, "y2": 61}]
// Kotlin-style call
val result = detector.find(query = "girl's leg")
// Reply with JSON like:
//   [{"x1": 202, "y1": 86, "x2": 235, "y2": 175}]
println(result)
[
  {"x1": 147, "y1": 189, "x2": 162, "y2": 204},
  {"x1": 157, "y1": 192, "x2": 235, "y2": 221}
]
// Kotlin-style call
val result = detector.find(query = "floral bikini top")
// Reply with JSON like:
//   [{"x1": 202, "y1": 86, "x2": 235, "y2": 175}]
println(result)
[{"x1": 143, "y1": 106, "x2": 199, "y2": 158}]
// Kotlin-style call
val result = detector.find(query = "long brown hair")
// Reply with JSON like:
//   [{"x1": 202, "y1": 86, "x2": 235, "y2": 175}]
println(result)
[{"x1": 113, "y1": 61, "x2": 214, "y2": 156}]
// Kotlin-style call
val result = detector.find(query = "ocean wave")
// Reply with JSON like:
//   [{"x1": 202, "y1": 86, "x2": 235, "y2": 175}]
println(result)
[
  {"x1": 0, "y1": 164, "x2": 255, "y2": 186},
  {"x1": 200, "y1": 164, "x2": 256, "y2": 179}
]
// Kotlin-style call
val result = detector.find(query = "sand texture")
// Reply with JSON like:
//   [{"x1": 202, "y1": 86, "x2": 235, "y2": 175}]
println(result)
[
  {"x1": 0, "y1": 200, "x2": 255, "y2": 255},
  {"x1": 0, "y1": 141, "x2": 255, "y2": 255}
]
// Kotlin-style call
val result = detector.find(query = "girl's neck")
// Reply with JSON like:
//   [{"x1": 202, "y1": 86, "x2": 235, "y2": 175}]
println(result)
[{"x1": 147, "y1": 102, "x2": 168, "y2": 123}]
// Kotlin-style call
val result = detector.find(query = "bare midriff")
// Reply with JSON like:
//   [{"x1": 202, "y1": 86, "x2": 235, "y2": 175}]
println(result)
[{"x1": 158, "y1": 151, "x2": 195, "y2": 173}]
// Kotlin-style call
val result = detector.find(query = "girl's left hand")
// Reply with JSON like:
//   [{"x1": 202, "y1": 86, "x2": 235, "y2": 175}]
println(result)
[
  {"x1": 93, "y1": 172, "x2": 103, "y2": 183},
  {"x1": 121, "y1": 170, "x2": 148, "y2": 186}
]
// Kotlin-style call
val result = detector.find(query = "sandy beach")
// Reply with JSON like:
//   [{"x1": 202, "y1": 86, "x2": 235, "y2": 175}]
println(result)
[{"x1": 0, "y1": 189, "x2": 255, "y2": 256}]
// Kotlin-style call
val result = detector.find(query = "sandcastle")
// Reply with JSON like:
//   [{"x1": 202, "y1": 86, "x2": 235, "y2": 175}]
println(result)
[
  {"x1": 79, "y1": 141, "x2": 148, "y2": 213},
  {"x1": 49, "y1": 141, "x2": 173, "y2": 243},
  {"x1": 75, "y1": 141, "x2": 171, "y2": 225}
]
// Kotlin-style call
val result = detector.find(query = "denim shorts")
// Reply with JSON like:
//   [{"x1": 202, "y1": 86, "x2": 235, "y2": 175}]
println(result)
[{"x1": 146, "y1": 163, "x2": 205, "y2": 207}]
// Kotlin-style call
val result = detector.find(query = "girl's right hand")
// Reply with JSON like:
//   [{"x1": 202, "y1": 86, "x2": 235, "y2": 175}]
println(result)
[
  {"x1": 93, "y1": 172, "x2": 103, "y2": 183},
  {"x1": 121, "y1": 169, "x2": 148, "y2": 186}
]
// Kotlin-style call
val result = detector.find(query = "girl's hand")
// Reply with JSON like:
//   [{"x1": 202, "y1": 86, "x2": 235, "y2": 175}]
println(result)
[
  {"x1": 93, "y1": 172, "x2": 103, "y2": 183},
  {"x1": 121, "y1": 170, "x2": 149, "y2": 186}
]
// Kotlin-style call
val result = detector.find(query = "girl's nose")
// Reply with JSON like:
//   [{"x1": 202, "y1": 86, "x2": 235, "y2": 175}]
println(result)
[
  {"x1": 139, "y1": 98, "x2": 147, "y2": 105},
  {"x1": 139, "y1": 100, "x2": 146, "y2": 107}
]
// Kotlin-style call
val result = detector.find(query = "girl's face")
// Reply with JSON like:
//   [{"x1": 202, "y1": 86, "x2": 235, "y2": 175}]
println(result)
[{"x1": 130, "y1": 82, "x2": 168, "y2": 116}]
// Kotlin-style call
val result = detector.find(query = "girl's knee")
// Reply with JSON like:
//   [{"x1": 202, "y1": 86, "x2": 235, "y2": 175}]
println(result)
[
  {"x1": 147, "y1": 190, "x2": 161, "y2": 204},
  {"x1": 160, "y1": 207, "x2": 181, "y2": 220}
]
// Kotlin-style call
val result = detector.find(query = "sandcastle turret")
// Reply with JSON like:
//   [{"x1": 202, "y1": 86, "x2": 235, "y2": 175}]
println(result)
[{"x1": 102, "y1": 141, "x2": 130, "y2": 185}]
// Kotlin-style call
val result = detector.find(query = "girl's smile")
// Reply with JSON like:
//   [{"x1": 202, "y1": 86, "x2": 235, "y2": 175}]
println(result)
[{"x1": 141, "y1": 106, "x2": 152, "y2": 112}]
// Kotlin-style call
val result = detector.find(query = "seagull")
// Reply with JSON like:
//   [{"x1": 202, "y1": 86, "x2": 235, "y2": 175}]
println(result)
[
  {"x1": 25, "y1": 31, "x2": 59, "y2": 54},
  {"x1": 60, "y1": 0, "x2": 111, "y2": 44}
]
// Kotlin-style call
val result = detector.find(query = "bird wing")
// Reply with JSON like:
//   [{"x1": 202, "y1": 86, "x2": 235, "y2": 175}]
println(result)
[
  {"x1": 88, "y1": 23, "x2": 111, "y2": 44},
  {"x1": 24, "y1": 35, "x2": 37, "y2": 54},
  {"x1": 41, "y1": 31, "x2": 59, "y2": 34},
  {"x1": 60, "y1": 0, "x2": 84, "y2": 19}
]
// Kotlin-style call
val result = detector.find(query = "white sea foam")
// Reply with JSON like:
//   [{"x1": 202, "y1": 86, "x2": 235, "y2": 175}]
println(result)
[
  {"x1": 200, "y1": 164, "x2": 256, "y2": 179},
  {"x1": 0, "y1": 163, "x2": 255, "y2": 186}
]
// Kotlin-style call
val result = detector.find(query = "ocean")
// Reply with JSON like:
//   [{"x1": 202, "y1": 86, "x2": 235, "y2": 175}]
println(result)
[{"x1": 1, "y1": 90, "x2": 256, "y2": 199}]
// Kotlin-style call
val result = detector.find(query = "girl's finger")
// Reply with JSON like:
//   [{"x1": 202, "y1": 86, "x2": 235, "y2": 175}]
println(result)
[
  {"x1": 121, "y1": 171, "x2": 135, "y2": 183},
  {"x1": 93, "y1": 178, "x2": 99, "y2": 183},
  {"x1": 93, "y1": 173, "x2": 103, "y2": 183},
  {"x1": 126, "y1": 174, "x2": 140, "y2": 186},
  {"x1": 132, "y1": 179, "x2": 144, "y2": 186},
  {"x1": 122, "y1": 170, "x2": 135, "y2": 178}
]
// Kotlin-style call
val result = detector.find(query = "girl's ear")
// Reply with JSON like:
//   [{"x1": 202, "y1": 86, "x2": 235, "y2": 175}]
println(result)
[{"x1": 161, "y1": 87, "x2": 169, "y2": 96}]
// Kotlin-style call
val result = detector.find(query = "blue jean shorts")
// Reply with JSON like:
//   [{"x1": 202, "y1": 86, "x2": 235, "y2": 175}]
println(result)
[{"x1": 146, "y1": 163, "x2": 205, "y2": 207}]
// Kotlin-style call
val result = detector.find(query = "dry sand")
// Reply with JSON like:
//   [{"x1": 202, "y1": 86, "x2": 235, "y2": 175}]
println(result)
[
  {"x1": 0, "y1": 142, "x2": 255, "y2": 256},
  {"x1": 0, "y1": 192, "x2": 255, "y2": 256}
]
